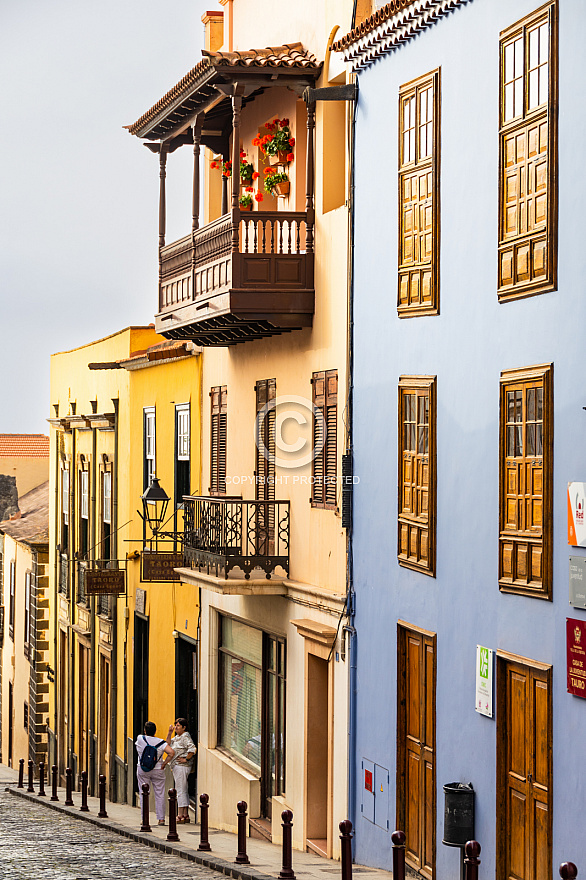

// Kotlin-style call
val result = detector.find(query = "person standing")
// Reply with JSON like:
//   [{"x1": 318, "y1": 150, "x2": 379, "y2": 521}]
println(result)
[
  {"x1": 135, "y1": 721, "x2": 175, "y2": 826},
  {"x1": 163, "y1": 718, "x2": 196, "y2": 823}
]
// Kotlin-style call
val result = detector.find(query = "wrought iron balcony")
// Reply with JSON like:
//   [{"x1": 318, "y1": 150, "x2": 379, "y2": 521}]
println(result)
[
  {"x1": 183, "y1": 496, "x2": 290, "y2": 579},
  {"x1": 157, "y1": 210, "x2": 314, "y2": 345}
]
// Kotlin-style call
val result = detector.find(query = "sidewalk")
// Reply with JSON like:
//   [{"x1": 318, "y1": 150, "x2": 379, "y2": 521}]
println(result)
[{"x1": 1, "y1": 766, "x2": 393, "y2": 880}]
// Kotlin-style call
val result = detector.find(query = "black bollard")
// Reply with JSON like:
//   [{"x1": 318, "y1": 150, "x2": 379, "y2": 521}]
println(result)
[
  {"x1": 38, "y1": 762, "x2": 46, "y2": 796},
  {"x1": 80, "y1": 770, "x2": 89, "y2": 812},
  {"x1": 340, "y1": 820, "x2": 353, "y2": 880},
  {"x1": 140, "y1": 782, "x2": 152, "y2": 832},
  {"x1": 64, "y1": 767, "x2": 74, "y2": 805},
  {"x1": 98, "y1": 774, "x2": 108, "y2": 818},
  {"x1": 391, "y1": 831, "x2": 406, "y2": 880},
  {"x1": 51, "y1": 764, "x2": 59, "y2": 801},
  {"x1": 236, "y1": 801, "x2": 250, "y2": 864},
  {"x1": 279, "y1": 809, "x2": 296, "y2": 880},
  {"x1": 167, "y1": 788, "x2": 179, "y2": 842},
  {"x1": 464, "y1": 841, "x2": 481, "y2": 880},
  {"x1": 560, "y1": 863, "x2": 578, "y2": 880},
  {"x1": 18, "y1": 758, "x2": 24, "y2": 789},
  {"x1": 198, "y1": 793, "x2": 211, "y2": 851},
  {"x1": 27, "y1": 760, "x2": 35, "y2": 793}
]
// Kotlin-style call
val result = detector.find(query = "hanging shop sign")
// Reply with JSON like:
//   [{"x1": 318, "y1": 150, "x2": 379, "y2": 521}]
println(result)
[
  {"x1": 141, "y1": 551, "x2": 184, "y2": 582},
  {"x1": 85, "y1": 569, "x2": 126, "y2": 595},
  {"x1": 568, "y1": 483, "x2": 586, "y2": 546},
  {"x1": 569, "y1": 557, "x2": 586, "y2": 609},
  {"x1": 475, "y1": 645, "x2": 494, "y2": 717},
  {"x1": 567, "y1": 618, "x2": 586, "y2": 697}
]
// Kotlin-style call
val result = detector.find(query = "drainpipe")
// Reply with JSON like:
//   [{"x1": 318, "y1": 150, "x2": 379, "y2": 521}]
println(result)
[
  {"x1": 109, "y1": 399, "x2": 119, "y2": 800},
  {"x1": 69, "y1": 424, "x2": 76, "y2": 771},
  {"x1": 89, "y1": 424, "x2": 97, "y2": 794}
]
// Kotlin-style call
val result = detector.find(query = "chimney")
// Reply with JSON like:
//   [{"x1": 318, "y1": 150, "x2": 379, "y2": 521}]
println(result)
[{"x1": 202, "y1": 8, "x2": 225, "y2": 53}]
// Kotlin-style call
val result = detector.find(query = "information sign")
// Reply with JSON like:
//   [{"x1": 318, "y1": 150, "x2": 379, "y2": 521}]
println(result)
[
  {"x1": 568, "y1": 483, "x2": 586, "y2": 546},
  {"x1": 567, "y1": 618, "x2": 586, "y2": 698},
  {"x1": 85, "y1": 570, "x2": 126, "y2": 595},
  {"x1": 475, "y1": 645, "x2": 494, "y2": 717},
  {"x1": 141, "y1": 551, "x2": 184, "y2": 582},
  {"x1": 570, "y1": 557, "x2": 586, "y2": 609}
]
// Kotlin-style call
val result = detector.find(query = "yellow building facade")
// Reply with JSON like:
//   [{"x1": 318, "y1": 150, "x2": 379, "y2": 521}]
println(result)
[
  {"x1": 127, "y1": 0, "x2": 354, "y2": 856},
  {"x1": 48, "y1": 327, "x2": 201, "y2": 803}
]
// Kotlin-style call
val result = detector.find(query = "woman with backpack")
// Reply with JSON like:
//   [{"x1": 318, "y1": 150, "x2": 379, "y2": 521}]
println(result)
[
  {"x1": 135, "y1": 721, "x2": 175, "y2": 826},
  {"x1": 162, "y1": 718, "x2": 196, "y2": 823}
]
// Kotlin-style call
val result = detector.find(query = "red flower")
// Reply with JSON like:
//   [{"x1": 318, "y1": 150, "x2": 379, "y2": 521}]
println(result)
[
  {"x1": 252, "y1": 136, "x2": 260, "y2": 147},
  {"x1": 240, "y1": 150, "x2": 246, "y2": 158},
  {"x1": 246, "y1": 185, "x2": 254, "y2": 192},
  {"x1": 273, "y1": 118, "x2": 280, "y2": 126},
  {"x1": 263, "y1": 166, "x2": 271, "y2": 175},
  {"x1": 252, "y1": 171, "x2": 259, "y2": 179},
  {"x1": 289, "y1": 138, "x2": 295, "y2": 147},
  {"x1": 281, "y1": 118, "x2": 289, "y2": 126},
  {"x1": 286, "y1": 153, "x2": 294, "y2": 162},
  {"x1": 255, "y1": 192, "x2": 264, "y2": 202},
  {"x1": 210, "y1": 161, "x2": 219, "y2": 169}
]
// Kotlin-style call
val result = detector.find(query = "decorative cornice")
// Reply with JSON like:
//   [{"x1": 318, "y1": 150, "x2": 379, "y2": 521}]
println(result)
[{"x1": 333, "y1": 0, "x2": 471, "y2": 71}]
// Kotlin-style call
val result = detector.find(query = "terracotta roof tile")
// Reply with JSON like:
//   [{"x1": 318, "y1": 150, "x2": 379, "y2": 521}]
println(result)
[
  {"x1": 127, "y1": 43, "x2": 320, "y2": 137},
  {"x1": 0, "y1": 434, "x2": 50, "y2": 458},
  {"x1": 333, "y1": 1, "x2": 418, "y2": 50}
]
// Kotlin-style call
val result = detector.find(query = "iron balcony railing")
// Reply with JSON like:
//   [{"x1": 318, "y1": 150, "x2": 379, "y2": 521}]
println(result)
[{"x1": 183, "y1": 496, "x2": 290, "y2": 580}]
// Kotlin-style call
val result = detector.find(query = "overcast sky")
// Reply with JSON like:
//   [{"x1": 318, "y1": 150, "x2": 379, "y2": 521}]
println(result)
[{"x1": 0, "y1": 0, "x2": 210, "y2": 433}]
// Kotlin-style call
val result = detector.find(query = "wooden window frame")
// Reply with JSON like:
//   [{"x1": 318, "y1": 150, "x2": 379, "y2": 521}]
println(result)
[
  {"x1": 499, "y1": 363, "x2": 553, "y2": 599},
  {"x1": 61, "y1": 464, "x2": 70, "y2": 552},
  {"x1": 8, "y1": 559, "x2": 15, "y2": 641},
  {"x1": 498, "y1": 2, "x2": 558, "y2": 301},
  {"x1": 175, "y1": 403, "x2": 191, "y2": 507},
  {"x1": 143, "y1": 407, "x2": 156, "y2": 490},
  {"x1": 210, "y1": 386, "x2": 227, "y2": 496},
  {"x1": 398, "y1": 68, "x2": 440, "y2": 318},
  {"x1": 397, "y1": 376, "x2": 436, "y2": 576},
  {"x1": 24, "y1": 570, "x2": 31, "y2": 659},
  {"x1": 311, "y1": 370, "x2": 338, "y2": 510}
]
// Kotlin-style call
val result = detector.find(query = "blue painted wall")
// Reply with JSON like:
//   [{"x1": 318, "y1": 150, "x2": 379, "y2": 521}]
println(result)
[{"x1": 351, "y1": 0, "x2": 586, "y2": 875}]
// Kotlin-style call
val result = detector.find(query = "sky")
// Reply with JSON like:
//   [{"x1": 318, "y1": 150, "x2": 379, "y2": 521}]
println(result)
[{"x1": 0, "y1": 0, "x2": 210, "y2": 433}]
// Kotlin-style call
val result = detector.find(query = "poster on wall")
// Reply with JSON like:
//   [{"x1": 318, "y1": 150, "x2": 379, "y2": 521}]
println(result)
[
  {"x1": 475, "y1": 645, "x2": 494, "y2": 717},
  {"x1": 568, "y1": 482, "x2": 586, "y2": 546}
]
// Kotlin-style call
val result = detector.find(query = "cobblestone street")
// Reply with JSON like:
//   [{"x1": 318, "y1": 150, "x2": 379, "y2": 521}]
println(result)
[{"x1": 0, "y1": 788, "x2": 225, "y2": 880}]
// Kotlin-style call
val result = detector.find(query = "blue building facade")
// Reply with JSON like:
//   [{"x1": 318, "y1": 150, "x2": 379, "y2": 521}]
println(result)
[{"x1": 336, "y1": 0, "x2": 586, "y2": 876}]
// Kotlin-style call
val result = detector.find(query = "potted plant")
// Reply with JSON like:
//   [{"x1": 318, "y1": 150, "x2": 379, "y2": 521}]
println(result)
[
  {"x1": 264, "y1": 168, "x2": 290, "y2": 197},
  {"x1": 253, "y1": 118, "x2": 295, "y2": 166},
  {"x1": 240, "y1": 150, "x2": 256, "y2": 185},
  {"x1": 239, "y1": 192, "x2": 253, "y2": 211}
]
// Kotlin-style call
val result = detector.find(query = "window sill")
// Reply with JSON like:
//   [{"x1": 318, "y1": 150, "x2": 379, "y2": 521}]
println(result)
[{"x1": 213, "y1": 746, "x2": 260, "y2": 781}]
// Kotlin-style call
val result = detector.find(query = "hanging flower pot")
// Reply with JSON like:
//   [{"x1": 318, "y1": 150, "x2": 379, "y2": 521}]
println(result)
[
  {"x1": 240, "y1": 202, "x2": 253, "y2": 212},
  {"x1": 264, "y1": 169, "x2": 290, "y2": 198},
  {"x1": 274, "y1": 180, "x2": 290, "y2": 197},
  {"x1": 269, "y1": 149, "x2": 290, "y2": 166}
]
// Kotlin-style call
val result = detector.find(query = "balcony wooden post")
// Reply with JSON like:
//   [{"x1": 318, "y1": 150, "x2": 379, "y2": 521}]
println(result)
[
  {"x1": 231, "y1": 89, "x2": 243, "y2": 287},
  {"x1": 305, "y1": 100, "x2": 316, "y2": 257},
  {"x1": 192, "y1": 116, "x2": 203, "y2": 232},
  {"x1": 158, "y1": 145, "x2": 168, "y2": 248}
]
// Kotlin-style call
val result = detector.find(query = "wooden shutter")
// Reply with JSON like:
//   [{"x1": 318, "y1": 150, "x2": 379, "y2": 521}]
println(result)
[
  {"x1": 312, "y1": 370, "x2": 337, "y2": 509},
  {"x1": 498, "y1": 3, "x2": 557, "y2": 299},
  {"x1": 398, "y1": 70, "x2": 440, "y2": 317},
  {"x1": 398, "y1": 376, "x2": 436, "y2": 576},
  {"x1": 499, "y1": 364, "x2": 552, "y2": 598},
  {"x1": 210, "y1": 385, "x2": 227, "y2": 495},
  {"x1": 255, "y1": 379, "x2": 276, "y2": 503}
]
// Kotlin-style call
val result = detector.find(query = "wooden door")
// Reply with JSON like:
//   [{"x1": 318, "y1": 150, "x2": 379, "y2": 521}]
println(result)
[
  {"x1": 58, "y1": 630, "x2": 68, "y2": 781},
  {"x1": 98, "y1": 654, "x2": 110, "y2": 783},
  {"x1": 78, "y1": 644, "x2": 89, "y2": 777},
  {"x1": 397, "y1": 622, "x2": 436, "y2": 879},
  {"x1": 497, "y1": 655, "x2": 552, "y2": 880}
]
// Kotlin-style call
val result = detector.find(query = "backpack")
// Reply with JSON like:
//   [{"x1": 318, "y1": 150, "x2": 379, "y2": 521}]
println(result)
[{"x1": 139, "y1": 736, "x2": 165, "y2": 772}]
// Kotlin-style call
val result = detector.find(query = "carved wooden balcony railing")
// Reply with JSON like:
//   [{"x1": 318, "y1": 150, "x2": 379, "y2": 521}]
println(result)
[
  {"x1": 183, "y1": 496, "x2": 290, "y2": 579},
  {"x1": 156, "y1": 209, "x2": 314, "y2": 345}
]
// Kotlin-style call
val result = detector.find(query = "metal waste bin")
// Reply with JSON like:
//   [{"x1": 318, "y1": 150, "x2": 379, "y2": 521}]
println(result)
[{"x1": 442, "y1": 782, "x2": 474, "y2": 847}]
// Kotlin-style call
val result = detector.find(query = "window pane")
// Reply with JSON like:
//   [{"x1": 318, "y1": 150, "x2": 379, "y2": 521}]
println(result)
[
  {"x1": 529, "y1": 69, "x2": 539, "y2": 110},
  {"x1": 221, "y1": 654, "x2": 261, "y2": 769},
  {"x1": 516, "y1": 425, "x2": 523, "y2": 456},
  {"x1": 507, "y1": 425, "x2": 515, "y2": 457},
  {"x1": 527, "y1": 388, "x2": 535, "y2": 421},
  {"x1": 515, "y1": 390, "x2": 523, "y2": 422},
  {"x1": 539, "y1": 64, "x2": 548, "y2": 106},
  {"x1": 505, "y1": 42, "x2": 514, "y2": 81},
  {"x1": 507, "y1": 391, "x2": 515, "y2": 422},
  {"x1": 536, "y1": 387, "x2": 543, "y2": 420},
  {"x1": 536, "y1": 423, "x2": 543, "y2": 456},
  {"x1": 222, "y1": 618, "x2": 262, "y2": 666},
  {"x1": 527, "y1": 423, "x2": 535, "y2": 456},
  {"x1": 529, "y1": 27, "x2": 539, "y2": 68},
  {"x1": 514, "y1": 78, "x2": 523, "y2": 118}
]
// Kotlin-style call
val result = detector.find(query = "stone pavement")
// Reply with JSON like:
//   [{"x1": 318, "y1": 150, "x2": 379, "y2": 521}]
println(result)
[{"x1": 1, "y1": 766, "x2": 394, "y2": 880}]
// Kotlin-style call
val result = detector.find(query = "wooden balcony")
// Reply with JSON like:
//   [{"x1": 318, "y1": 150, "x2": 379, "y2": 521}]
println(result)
[
  {"x1": 156, "y1": 210, "x2": 314, "y2": 345},
  {"x1": 183, "y1": 496, "x2": 290, "y2": 579}
]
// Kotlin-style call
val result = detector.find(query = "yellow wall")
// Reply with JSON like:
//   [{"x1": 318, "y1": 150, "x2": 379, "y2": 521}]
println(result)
[{"x1": 0, "y1": 457, "x2": 49, "y2": 499}]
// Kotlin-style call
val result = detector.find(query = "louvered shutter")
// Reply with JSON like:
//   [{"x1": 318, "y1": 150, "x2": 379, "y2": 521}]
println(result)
[
  {"x1": 324, "y1": 370, "x2": 338, "y2": 508},
  {"x1": 210, "y1": 386, "x2": 227, "y2": 495}
]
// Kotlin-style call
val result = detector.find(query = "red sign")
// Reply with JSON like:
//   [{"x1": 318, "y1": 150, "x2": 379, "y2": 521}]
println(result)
[
  {"x1": 364, "y1": 769, "x2": 373, "y2": 793},
  {"x1": 567, "y1": 618, "x2": 586, "y2": 697}
]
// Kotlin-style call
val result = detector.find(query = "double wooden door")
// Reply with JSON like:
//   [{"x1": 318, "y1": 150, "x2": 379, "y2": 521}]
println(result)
[
  {"x1": 497, "y1": 655, "x2": 552, "y2": 880},
  {"x1": 397, "y1": 623, "x2": 436, "y2": 879}
]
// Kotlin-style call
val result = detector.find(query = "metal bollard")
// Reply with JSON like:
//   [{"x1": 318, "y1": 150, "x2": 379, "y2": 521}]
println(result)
[
  {"x1": 279, "y1": 809, "x2": 296, "y2": 880},
  {"x1": 560, "y1": 864, "x2": 578, "y2": 880},
  {"x1": 339, "y1": 819, "x2": 353, "y2": 880},
  {"x1": 18, "y1": 758, "x2": 24, "y2": 788},
  {"x1": 464, "y1": 841, "x2": 481, "y2": 880},
  {"x1": 27, "y1": 760, "x2": 35, "y2": 793},
  {"x1": 198, "y1": 793, "x2": 211, "y2": 851},
  {"x1": 80, "y1": 770, "x2": 89, "y2": 812},
  {"x1": 65, "y1": 767, "x2": 74, "y2": 805},
  {"x1": 167, "y1": 788, "x2": 179, "y2": 842},
  {"x1": 38, "y1": 762, "x2": 46, "y2": 796},
  {"x1": 391, "y1": 830, "x2": 406, "y2": 880},
  {"x1": 51, "y1": 764, "x2": 59, "y2": 801},
  {"x1": 140, "y1": 782, "x2": 152, "y2": 832},
  {"x1": 98, "y1": 774, "x2": 108, "y2": 818},
  {"x1": 236, "y1": 801, "x2": 250, "y2": 864}
]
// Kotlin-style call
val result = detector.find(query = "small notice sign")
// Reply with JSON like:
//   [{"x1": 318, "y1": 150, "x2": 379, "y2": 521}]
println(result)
[
  {"x1": 364, "y1": 769, "x2": 373, "y2": 793},
  {"x1": 567, "y1": 618, "x2": 586, "y2": 697},
  {"x1": 85, "y1": 570, "x2": 126, "y2": 595},
  {"x1": 568, "y1": 483, "x2": 586, "y2": 546},
  {"x1": 570, "y1": 557, "x2": 586, "y2": 609},
  {"x1": 475, "y1": 645, "x2": 494, "y2": 717},
  {"x1": 141, "y1": 551, "x2": 184, "y2": 582}
]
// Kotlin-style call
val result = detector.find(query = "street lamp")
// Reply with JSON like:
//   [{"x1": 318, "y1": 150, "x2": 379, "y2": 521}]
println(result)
[{"x1": 140, "y1": 477, "x2": 170, "y2": 538}]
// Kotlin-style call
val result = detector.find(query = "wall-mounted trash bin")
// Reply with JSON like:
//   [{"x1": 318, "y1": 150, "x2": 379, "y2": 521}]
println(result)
[{"x1": 442, "y1": 782, "x2": 474, "y2": 847}]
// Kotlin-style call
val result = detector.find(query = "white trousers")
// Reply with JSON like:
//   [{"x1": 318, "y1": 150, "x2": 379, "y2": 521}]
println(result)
[
  {"x1": 172, "y1": 764, "x2": 191, "y2": 808},
  {"x1": 137, "y1": 766, "x2": 166, "y2": 821}
]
